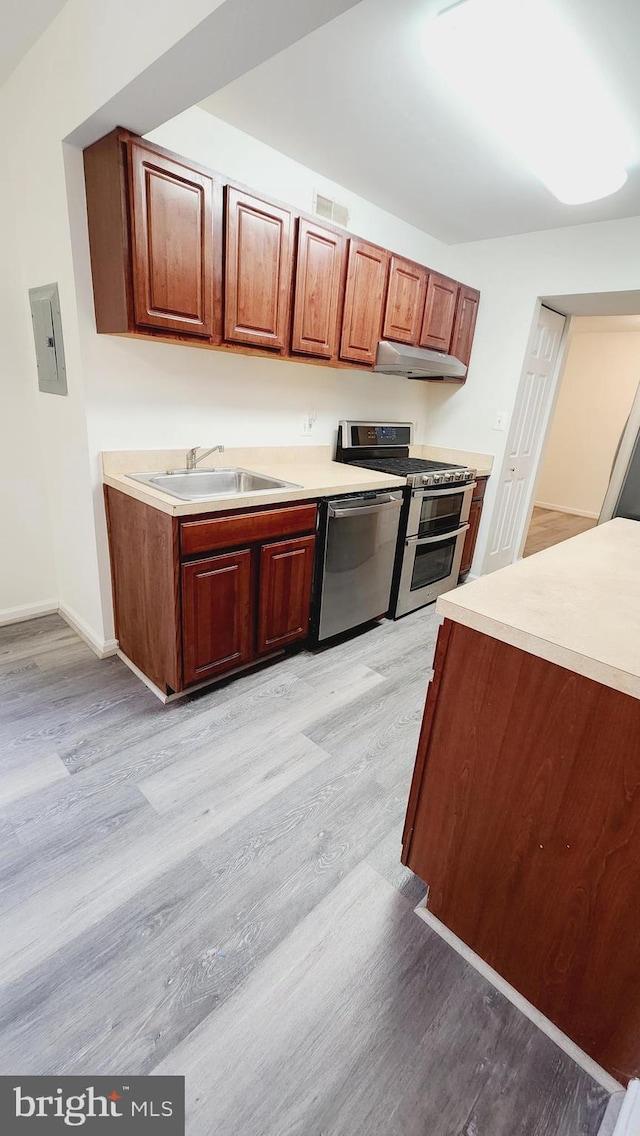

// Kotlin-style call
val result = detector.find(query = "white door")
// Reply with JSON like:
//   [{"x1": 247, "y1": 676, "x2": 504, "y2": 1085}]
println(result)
[{"x1": 484, "y1": 305, "x2": 567, "y2": 572}]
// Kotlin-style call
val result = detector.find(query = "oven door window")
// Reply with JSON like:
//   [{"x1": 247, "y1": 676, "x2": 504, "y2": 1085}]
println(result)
[
  {"x1": 411, "y1": 535, "x2": 457, "y2": 591},
  {"x1": 417, "y1": 492, "x2": 464, "y2": 538}
]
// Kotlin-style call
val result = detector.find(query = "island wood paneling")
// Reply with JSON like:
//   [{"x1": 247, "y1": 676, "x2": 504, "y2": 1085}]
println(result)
[{"x1": 403, "y1": 617, "x2": 640, "y2": 1083}]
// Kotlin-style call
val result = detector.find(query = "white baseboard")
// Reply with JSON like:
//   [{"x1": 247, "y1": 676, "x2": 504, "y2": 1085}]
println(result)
[
  {"x1": 57, "y1": 603, "x2": 118, "y2": 659},
  {"x1": 534, "y1": 500, "x2": 599, "y2": 519},
  {"x1": 117, "y1": 650, "x2": 169, "y2": 703},
  {"x1": 414, "y1": 903, "x2": 622, "y2": 1095},
  {"x1": 599, "y1": 1089, "x2": 630, "y2": 1136},
  {"x1": 605, "y1": 1081, "x2": 640, "y2": 1135},
  {"x1": 0, "y1": 599, "x2": 59, "y2": 627}
]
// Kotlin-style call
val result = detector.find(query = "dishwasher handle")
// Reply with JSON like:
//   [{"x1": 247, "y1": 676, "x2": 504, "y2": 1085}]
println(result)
[{"x1": 328, "y1": 494, "x2": 403, "y2": 520}]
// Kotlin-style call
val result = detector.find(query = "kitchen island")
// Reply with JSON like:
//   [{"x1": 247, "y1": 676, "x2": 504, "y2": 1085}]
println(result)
[{"x1": 403, "y1": 518, "x2": 640, "y2": 1084}]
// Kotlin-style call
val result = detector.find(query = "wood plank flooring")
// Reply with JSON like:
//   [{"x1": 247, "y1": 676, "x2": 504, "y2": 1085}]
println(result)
[
  {"x1": 0, "y1": 612, "x2": 611, "y2": 1134},
  {"x1": 524, "y1": 506, "x2": 597, "y2": 557}
]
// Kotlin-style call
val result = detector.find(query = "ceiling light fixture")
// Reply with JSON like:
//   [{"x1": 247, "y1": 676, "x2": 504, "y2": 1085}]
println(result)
[{"x1": 422, "y1": 0, "x2": 633, "y2": 204}]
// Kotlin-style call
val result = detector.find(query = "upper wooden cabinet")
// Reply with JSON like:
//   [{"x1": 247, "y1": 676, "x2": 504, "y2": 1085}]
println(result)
[
  {"x1": 340, "y1": 239, "x2": 389, "y2": 366},
  {"x1": 83, "y1": 128, "x2": 480, "y2": 381},
  {"x1": 451, "y1": 285, "x2": 481, "y2": 369},
  {"x1": 291, "y1": 219, "x2": 346, "y2": 359},
  {"x1": 84, "y1": 130, "x2": 223, "y2": 339},
  {"x1": 383, "y1": 256, "x2": 427, "y2": 345},
  {"x1": 420, "y1": 272, "x2": 459, "y2": 352},
  {"x1": 128, "y1": 141, "x2": 220, "y2": 338},
  {"x1": 224, "y1": 187, "x2": 293, "y2": 351}
]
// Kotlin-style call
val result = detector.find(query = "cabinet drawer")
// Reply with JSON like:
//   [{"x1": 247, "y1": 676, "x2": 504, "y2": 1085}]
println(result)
[{"x1": 181, "y1": 503, "x2": 317, "y2": 557}]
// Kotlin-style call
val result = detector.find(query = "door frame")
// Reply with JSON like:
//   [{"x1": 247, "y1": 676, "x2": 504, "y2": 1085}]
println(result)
[{"x1": 481, "y1": 300, "x2": 572, "y2": 573}]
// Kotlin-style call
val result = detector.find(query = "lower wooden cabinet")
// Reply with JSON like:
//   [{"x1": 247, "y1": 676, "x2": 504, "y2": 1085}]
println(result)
[
  {"x1": 258, "y1": 535, "x2": 315, "y2": 653},
  {"x1": 181, "y1": 529, "x2": 316, "y2": 685},
  {"x1": 181, "y1": 549, "x2": 253, "y2": 685},
  {"x1": 459, "y1": 476, "x2": 488, "y2": 578},
  {"x1": 105, "y1": 487, "x2": 318, "y2": 694}
]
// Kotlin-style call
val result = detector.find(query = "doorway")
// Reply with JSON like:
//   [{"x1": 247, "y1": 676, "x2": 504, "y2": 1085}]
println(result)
[{"x1": 522, "y1": 314, "x2": 640, "y2": 557}]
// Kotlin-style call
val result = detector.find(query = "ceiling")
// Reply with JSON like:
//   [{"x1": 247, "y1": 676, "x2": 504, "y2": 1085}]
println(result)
[
  {"x1": 543, "y1": 291, "x2": 640, "y2": 317},
  {"x1": 200, "y1": 0, "x2": 640, "y2": 244},
  {"x1": 0, "y1": 0, "x2": 66, "y2": 88}
]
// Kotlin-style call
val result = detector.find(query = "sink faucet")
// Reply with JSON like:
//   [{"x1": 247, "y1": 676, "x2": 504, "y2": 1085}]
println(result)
[{"x1": 186, "y1": 445, "x2": 225, "y2": 470}]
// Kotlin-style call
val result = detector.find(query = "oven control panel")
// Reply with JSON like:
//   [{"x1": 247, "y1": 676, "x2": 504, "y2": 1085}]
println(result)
[{"x1": 415, "y1": 468, "x2": 475, "y2": 488}]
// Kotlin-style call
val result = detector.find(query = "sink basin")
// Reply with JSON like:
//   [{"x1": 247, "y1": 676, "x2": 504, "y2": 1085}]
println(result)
[{"x1": 126, "y1": 467, "x2": 302, "y2": 501}]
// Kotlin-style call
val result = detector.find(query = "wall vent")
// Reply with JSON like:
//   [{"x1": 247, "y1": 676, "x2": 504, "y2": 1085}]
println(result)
[{"x1": 313, "y1": 191, "x2": 350, "y2": 229}]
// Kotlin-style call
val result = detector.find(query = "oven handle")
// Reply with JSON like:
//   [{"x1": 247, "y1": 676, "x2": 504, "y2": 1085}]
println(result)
[
  {"x1": 406, "y1": 524, "x2": 469, "y2": 547},
  {"x1": 412, "y1": 482, "x2": 476, "y2": 498}
]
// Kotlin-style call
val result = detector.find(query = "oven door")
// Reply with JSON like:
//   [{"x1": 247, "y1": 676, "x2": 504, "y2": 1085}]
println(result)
[
  {"x1": 407, "y1": 482, "x2": 475, "y2": 539},
  {"x1": 395, "y1": 523, "x2": 469, "y2": 618}
]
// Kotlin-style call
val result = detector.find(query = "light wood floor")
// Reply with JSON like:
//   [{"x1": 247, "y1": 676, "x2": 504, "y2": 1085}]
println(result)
[
  {"x1": 524, "y1": 506, "x2": 598, "y2": 557},
  {"x1": 0, "y1": 612, "x2": 611, "y2": 1134}
]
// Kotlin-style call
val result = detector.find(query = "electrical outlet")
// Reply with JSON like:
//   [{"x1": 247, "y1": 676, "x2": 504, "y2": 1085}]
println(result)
[
  {"x1": 301, "y1": 411, "x2": 317, "y2": 436},
  {"x1": 493, "y1": 410, "x2": 508, "y2": 431}
]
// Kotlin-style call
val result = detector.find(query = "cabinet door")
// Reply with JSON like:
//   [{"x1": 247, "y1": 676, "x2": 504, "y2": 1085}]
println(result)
[
  {"x1": 224, "y1": 187, "x2": 293, "y2": 350},
  {"x1": 340, "y1": 239, "x2": 389, "y2": 365},
  {"x1": 291, "y1": 219, "x2": 346, "y2": 359},
  {"x1": 450, "y1": 285, "x2": 480, "y2": 369},
  {"x1": 128, "y1": 141, "x2": 219, "y2": 338},
  {"x1": 182, "y1": 550, "x2": 253, "y2": 685},
  {"x1": 459, "y1": 498, "x2": 483, "y2": 577},
  {"x1": 258, "y1": 535, "x2": 315, "y2": 654},
  {"x1": 382, "y1": 256, "x2": 427, "y2": 345},
  {"x1": 420, "y1": 272, "x2": 459, "y2": 351}
]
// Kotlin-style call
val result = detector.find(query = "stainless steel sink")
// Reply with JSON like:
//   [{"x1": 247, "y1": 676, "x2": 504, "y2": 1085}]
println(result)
[{"x1": 126, "y1": 467, "x2": 302, "y2": 501}]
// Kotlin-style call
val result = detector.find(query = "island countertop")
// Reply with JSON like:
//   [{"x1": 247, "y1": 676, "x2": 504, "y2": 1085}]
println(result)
[{"x1": 437, "y1": 517, "x2": 640, "y2": 699}]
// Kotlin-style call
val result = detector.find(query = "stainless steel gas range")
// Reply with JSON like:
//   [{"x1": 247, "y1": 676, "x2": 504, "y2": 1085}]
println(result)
[{"x1": 337, "y1": 421, "x2": 476, "y2": 617}]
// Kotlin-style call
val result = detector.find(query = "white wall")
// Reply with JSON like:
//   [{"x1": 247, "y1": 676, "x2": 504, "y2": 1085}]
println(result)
[
  {"x1": 431, "y1": 215, "x2": 640, "y2": 571},
  {"x1": 0, "y1": 108, "x2": 57, "y2": 620},
  {"x1": 534, "y1": 318, "x2": 640, "y2": 517}
]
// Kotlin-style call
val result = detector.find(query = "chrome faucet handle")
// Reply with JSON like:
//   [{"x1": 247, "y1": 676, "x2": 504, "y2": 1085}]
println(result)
[{"x1": 186, "y1": 445, "x2": 224, "y2": 470}]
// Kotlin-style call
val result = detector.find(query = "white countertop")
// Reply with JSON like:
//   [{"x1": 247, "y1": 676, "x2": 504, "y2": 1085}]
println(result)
[
  {"x1": 437, "y1": 518, "x2": 640, "y2": 699},
  {"x1": 411, "y1": 445, "x2": 494, "y2": 478},
  {"x1": 102, "y1": 447, "x2": 405, "y2": 516}
]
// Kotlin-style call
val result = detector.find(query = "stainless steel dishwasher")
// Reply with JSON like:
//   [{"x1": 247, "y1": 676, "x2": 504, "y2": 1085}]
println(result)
[{"x1": 313, "y1": 491, "x2": 404, "y2": 642}]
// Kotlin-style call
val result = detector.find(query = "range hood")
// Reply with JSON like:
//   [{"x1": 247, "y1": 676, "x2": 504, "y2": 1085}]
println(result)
[{"x1": 374, "y1": 340, "x2": 467, "y2": 381}]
